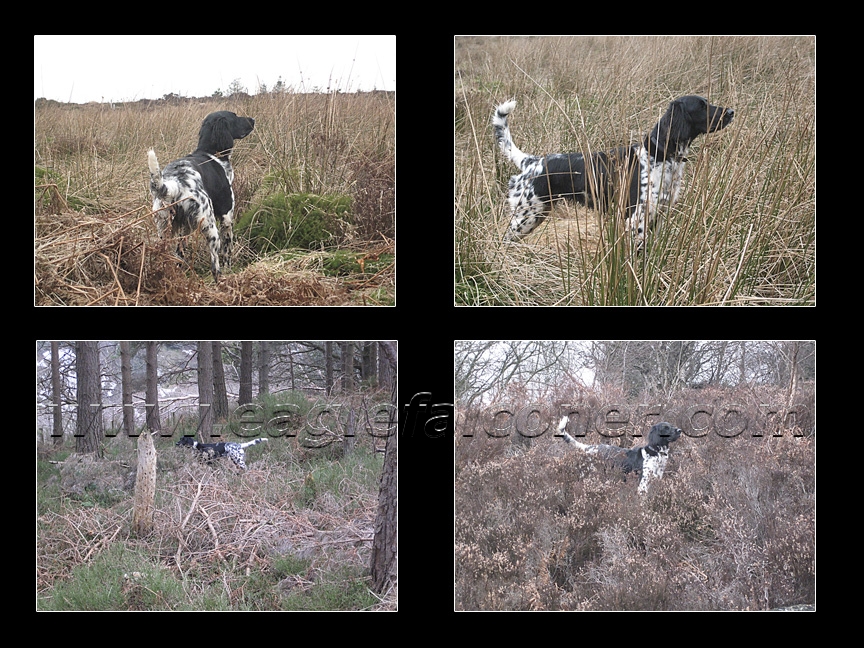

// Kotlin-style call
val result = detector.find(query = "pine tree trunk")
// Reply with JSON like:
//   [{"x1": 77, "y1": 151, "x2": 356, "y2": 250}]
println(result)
[{"x1": 370, "y1": 342, "x2": 397, "y2": 594}]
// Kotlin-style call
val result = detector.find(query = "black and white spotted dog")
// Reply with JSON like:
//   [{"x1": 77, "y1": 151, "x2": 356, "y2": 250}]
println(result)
[
  {"x1": 148, "y1": 111, "x2": 255, "y2": 281},
  {"x1": 176, "y1": 436, "x2": 267, "y2": 470},
  {"x1": 493, "y1": 96, "x2": 734, "y2": 247},
  {"x1": 557, "y1": 416, "x2": 682, "y2": 493}
]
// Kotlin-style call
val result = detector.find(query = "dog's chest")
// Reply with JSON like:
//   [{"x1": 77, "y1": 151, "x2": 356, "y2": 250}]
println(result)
[
  {"x1": 639, "y1": 148, "x2": 686, "y2": 207},
  {"x1": 649, "y1": 160, "x2": 684, "y2": 207},
  {"x1": 652, "y1": 159, "x2": 685, "y2": 205}
]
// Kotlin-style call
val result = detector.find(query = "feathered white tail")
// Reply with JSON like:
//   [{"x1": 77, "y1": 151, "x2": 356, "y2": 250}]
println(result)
[
  {"x1": 557, "y1": 416, "x2": 592, "y2": 450},
  {"x1": 147, "y1": 149, "x2": 163, "y2": 190},
  {"x1": 492, "y1": 100, "x2": 531, "y2": 169}
]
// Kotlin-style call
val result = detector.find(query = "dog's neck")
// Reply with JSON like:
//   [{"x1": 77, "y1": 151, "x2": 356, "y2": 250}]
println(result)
[
  {"x1": 645, "y1": 132, "x2": 690, "y2": 163},
  {"x1": 644, "y1": 445, "x2": 670, "y2": 457}
]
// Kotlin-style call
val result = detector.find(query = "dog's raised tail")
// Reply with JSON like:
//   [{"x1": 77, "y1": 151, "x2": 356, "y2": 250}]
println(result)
[
  {"x1": 494, "y1": 99, "x2": 517, "y2": 119},
  {"x1": 492, "y1": 100, "x2": 530, "y2": 169},
  {"x1": 557, "y1": 415, "x2": 590, "y2": 450},
  {"x1": 239, "y1": 438, "x2": 267, "y2": 449},
  {"x1": 147, "y1": 149, "x2": 163, "y2": 191}
]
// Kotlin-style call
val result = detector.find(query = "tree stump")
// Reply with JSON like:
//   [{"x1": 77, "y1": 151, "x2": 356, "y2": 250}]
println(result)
[{"x1": 132, "y1": 431, "x2": 157, "y2": 536}]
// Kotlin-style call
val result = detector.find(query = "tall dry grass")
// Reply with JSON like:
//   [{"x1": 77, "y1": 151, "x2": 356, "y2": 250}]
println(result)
[
  {"x1": 35, "y1": 91, "x2": 394, "y2": 305},
  {"x1": 455, "y1": 36, "x2": 814, "y2": 306},
  {"x1": 36, "y1": 92, "x2": 394, "y2": 230}
]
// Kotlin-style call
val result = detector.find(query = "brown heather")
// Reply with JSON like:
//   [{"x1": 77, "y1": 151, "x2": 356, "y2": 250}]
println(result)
[{"x1": 455, "y1": 384, "x2": 815, "y2": 610}]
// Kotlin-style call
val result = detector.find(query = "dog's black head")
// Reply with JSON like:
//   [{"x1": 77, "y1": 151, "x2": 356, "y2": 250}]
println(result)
[
  {"x1": 651, "y1": 95, "x2": 734, "y2": 159},
  {"x1": 675, "y1": 95, "x2": 735, "y2": 134},
  {"x1": 646, "y1": 422, "x2": 682, "y2": 447},
  {"x1": 197, "y1": 111, "x2": 256, "y2": 155},
  {"x1": 176, "y1": 436, "x2": 196, "y2": 448}
]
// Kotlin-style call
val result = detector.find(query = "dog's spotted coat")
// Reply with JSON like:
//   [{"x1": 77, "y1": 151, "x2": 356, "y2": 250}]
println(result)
[
  {"x1": 557, "y1": 416, "x2": 682, "y2": 494},
  {"x1": 148, "y1": 111, "x2": 255, "y2": 281},
  {"x1": 176, "y1": 436, "x2": 267, "y2": 470},
  {"x1": 493, "y1": 96, "x2": 734, "y2": 248}
]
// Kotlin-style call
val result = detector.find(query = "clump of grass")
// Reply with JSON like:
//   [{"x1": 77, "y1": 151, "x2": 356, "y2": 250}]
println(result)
[{"x1": 237, "y1": 191, "x2": 353, "y2": 252}]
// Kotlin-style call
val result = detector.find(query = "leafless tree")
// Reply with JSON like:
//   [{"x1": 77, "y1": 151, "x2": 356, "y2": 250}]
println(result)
[
  {"x1": 259, "y1": 341, "x2": 271, "y2": 396},
  {"x1": 239, "y1": 341, "x2": 253, "y2": 405},
  {"x1": 197, "y1": 342, "x2": 215, "y2": 442},
  {"x1": 50, "y1": 342, "x2": 63, "y2": 446},
  {"x1": 120, "y1": 342, "x2": 135, "y2": 436},
  {"x1": 212, "y1": 341, "x2": 229, "y2": 420},
  {"x1": 145, "y1": 342, "x2": 161, "y2": 434}
]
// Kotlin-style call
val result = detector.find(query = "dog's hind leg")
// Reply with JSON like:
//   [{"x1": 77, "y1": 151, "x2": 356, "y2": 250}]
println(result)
[{"x1": 192, "y1": 212, "x2": 221, "y2": 281}]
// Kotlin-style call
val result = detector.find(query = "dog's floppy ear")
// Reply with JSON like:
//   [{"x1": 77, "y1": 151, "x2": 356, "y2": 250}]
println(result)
[
  {"x1": 198, "y1": 112, "x2": 235, "y2": 154},
  {"x1": 647, "y1": 422, "x2": 681, "y2": 446}
]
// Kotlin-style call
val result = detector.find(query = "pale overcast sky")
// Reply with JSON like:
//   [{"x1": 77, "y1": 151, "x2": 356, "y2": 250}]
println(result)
[{"x1": 35, "y1": 35, "x2": 395, "y2": 103}]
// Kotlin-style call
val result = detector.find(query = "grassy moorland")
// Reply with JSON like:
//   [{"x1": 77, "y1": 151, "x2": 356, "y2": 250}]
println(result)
[
  {"x1": 35, "y1": 91, "x2": 394, "y2": 305},
  {"x1": 455, "y1": 36, "x2": 814, "y2": 306}
]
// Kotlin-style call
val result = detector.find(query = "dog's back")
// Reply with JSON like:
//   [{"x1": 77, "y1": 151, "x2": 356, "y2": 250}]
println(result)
[
  {"x1": 558, "y1": 417, "x2": 682, "y2": 492},
  {"x1": 176, "y1": 436, "x2": 267, "y2": 469}
]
